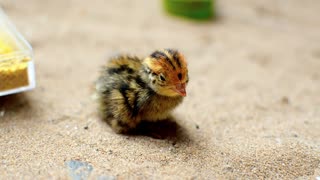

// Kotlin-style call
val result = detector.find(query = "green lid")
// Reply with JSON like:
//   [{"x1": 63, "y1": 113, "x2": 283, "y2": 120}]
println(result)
[{"x1": 163, "y1": 0, "x2": 214, "y2": 20}]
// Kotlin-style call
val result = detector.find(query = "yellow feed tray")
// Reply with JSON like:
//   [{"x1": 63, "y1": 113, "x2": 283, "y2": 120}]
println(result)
[{"x1": 0, "y1": 8, "x2": 35, "y2": 96}]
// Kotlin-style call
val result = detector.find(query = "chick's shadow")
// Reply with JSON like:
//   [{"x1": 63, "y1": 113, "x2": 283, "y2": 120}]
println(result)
[{"x1": 129, "y1": 116, "x2": 190, "y2": 142}]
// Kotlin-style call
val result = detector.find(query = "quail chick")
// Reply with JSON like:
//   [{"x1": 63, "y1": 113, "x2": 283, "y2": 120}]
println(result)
[{"x1": 96, "y1": 49, "x2": 189, "y2": 134}]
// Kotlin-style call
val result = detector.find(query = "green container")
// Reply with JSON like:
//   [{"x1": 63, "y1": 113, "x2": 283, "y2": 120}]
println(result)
[{"x1": 163, "y1": 0, "x2": 214, "y2": 20}]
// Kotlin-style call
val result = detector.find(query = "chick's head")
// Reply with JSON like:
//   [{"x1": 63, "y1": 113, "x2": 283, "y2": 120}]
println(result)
[{"x1": 143, "y1": 49, "x2": 189, "y2": 97}]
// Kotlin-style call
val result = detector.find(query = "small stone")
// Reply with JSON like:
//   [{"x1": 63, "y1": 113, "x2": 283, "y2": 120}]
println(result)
[
  {"x1": 281, "y1": 96, "x2": 290, "y2": 105},
  {"x1": 195, "y1": 124, "x2": 200, "y2": 129},
  {"x1": 0, "y1": 110, "x2": 5, "y2": 117},
  {"x1": 66, "y1": 160, "x2": 93, "y2": 180},
  {"x1": 84, "y1": 126, "x2": 89, "y2": 130},
  {"x1": 223, "y1": 166, "x2": 233, "y2": 172}
]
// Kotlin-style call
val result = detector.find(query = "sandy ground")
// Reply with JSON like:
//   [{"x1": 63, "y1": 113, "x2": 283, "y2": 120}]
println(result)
[{"x1": 0, "y1": 0, "x2": 320, "y2": 179}]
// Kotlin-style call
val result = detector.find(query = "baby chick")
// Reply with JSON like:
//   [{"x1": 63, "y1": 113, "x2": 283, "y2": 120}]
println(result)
[{"x1": 96, "y1": 49, "x2": 189, "y2": 133}]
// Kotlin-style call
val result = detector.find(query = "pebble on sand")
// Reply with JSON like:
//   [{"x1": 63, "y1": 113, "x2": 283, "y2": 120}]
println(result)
[{"x1": 0, "y1": 110, "x2": 5, "y2": 117}]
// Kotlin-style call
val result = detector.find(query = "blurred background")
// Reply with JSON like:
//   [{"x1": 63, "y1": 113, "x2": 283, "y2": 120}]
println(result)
[{"x1": 0, "y1": 0, "x2": 319, "y2": 179}]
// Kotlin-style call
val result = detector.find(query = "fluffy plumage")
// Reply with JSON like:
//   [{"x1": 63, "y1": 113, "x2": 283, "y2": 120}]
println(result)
[{"x1": 96, "y1": 49, "x2": 189, "y2": 133}]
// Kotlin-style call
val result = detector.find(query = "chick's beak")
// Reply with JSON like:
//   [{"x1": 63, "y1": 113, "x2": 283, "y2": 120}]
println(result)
[{"x1": 174, "y1": 83, "x2": 187, "y2": 97}]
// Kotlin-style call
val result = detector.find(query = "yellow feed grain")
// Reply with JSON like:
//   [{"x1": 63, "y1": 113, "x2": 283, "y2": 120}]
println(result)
[
  {"x1": 0, "y1": 61, "x2": 29, "y2": 91},
  {"x1": 0, "y1": 36, "x2": 30, "y2": 91}
]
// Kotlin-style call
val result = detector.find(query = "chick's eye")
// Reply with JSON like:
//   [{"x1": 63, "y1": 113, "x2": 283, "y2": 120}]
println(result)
[{"x1": 159, "y1": 75, "x2": 166, "y2": 81}]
